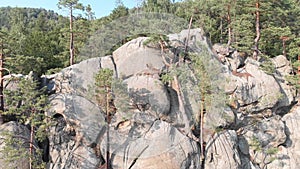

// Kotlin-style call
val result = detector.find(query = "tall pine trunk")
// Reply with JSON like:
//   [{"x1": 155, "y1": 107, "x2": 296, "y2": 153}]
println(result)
[
  {"x1": 0, "y1": 38, "x2": 4, "y2": 124},
  {"x1": 298, "y1": 55, "x2": 300, "y2": 75},
  {"x1": 29, "y1": 124, "x2": 34, "y2": 169},
  {"x1": 199, "y1": 97, "x2": 205, "y2": 162},
  {"x1": 69, "y1": 7, "x2": 75, "y2": 66},
  {"x1": 253, "y1": 0, "x2": 260, "y2": 60},
  {"x1": 227, "y1": 4, "x2": 232, "y2": 46},
  {"x1": 106, "y1": 86, "x2": 110, "y2": 169}
]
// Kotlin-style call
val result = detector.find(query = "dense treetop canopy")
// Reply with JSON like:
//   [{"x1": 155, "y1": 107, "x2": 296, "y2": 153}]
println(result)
[{"x1": 0, "y1": 0, "x2": 299, "y2": 76}]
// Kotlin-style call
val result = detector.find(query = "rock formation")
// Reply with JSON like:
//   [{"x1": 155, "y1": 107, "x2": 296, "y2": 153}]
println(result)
[{"x1": 1, "y1": 28, "x2": 299, "y2": 169}]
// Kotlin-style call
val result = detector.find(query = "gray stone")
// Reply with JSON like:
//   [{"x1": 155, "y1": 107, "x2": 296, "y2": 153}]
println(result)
[
  {"x1": 242, "y1": 116, "x2": 286, "y2": 166},
  {"x1": 272, "y1": 55, "x2": 296, "y2": 111},
  {"x1": 125, "y1": 75, "x2": 170, "y2": 116},
  {"x1": 265, "y1": 105, "x2": 300, "y2": 169},
  {"x1": 101, "y1": 120, "x2": 200, "y2": 169},
  {"x1": 205, "y1": 130, "x2": 241, "y2": 169},
  {"x1": 47, "y1": 94, "x2": 105, "y2": 169},
  {"x1": 42, "y1": 29, "x2": 300, "y2": 169},
  {"x1": 113, "y1": 37, "x2": 164, "y2": 79},
  {"x1": 0, "y1": 121, "x2": 33, "y2": 169},
  {"x1": 225, "y1": 60, "x2": 283, "y2": 113}
]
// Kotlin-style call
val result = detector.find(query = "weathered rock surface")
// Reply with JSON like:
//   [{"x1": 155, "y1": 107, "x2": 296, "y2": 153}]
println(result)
[
  {"x1": 44, "y1": 29, "x2": 208, "y2": 169},
  {"x1": 205, "y1": 130, "x2": 241, "y2": 169},
  {"x1": 125, "y1": 75, "x2": 170, "y2": 116},
  {"x1": 42, "y1": 56, "x2": 114, "y2": 95},
  {"x1": 47, "y1": 94, "x2": 105, "y2": 169},
  {"x1": 0, "y1": 121, "x2": 33, "y2": 169},
  {"x1": 113, "y1": 37, "x2": 165, "y2": 79},
  {"x1": 40, "y1": 28, "x2": 300, "y2": 169},
  {"x1": 265, "y1": 105, "x2": 300, "y2": 169},
  {"x1": 102, "y1": 120, "x2": 200, "y2": 169}
]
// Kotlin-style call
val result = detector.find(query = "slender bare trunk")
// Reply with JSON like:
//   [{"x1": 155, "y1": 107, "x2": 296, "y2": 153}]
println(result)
[
  {"x1": 253, "y1": 0, "x2": 260, "y2": 60},
  {"x1": 106, "y1": 87, "x2": 110, "y2": 169},
  {"x1": 227, "y1": 4, "x2": 232, "y2": 46},
  {"x1": 70, "y1": 7, "x2": 75, "y2": 66},
  {"x1": 29, "y1": 124, "x2": 34, "y2": 169},
  {"x1": 298, "y1": 55, "x2": 300, "y2": 75},
  {"x1": 200, "y1": 98, "x2": 205, "y2": 161},
  {"x1": 184, "y1": 15, "x2": 193, "y2": 62},
  {"x1": 0, "y1": 39, "x2": 4, "y2": 124},
  {"x1": 280, "y1": 36, "x2": 289, "y2": 58},
  {"x1": 173, "y1": 76, "x2": 191, "y2": 135},
  {"x1": 282, "y1": 40, "x2": 286, "y2": 58}
]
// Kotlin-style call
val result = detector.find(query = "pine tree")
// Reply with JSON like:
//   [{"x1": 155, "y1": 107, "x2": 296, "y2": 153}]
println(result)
[
  {"x1": 94, "y1": 68, "x2": 115, "y2": 169},
  {"x1": 3, "y1": 77, "x2": 50, "y2": 169},
  {"x1": 142, "y1": 0, "x2": 173, "y2": 13},
  {"x1": 58, "y1": 0, "x2": 85, "y2": 66},
  {"x1": 85, "y1": 4, "x2": 95, "y2": 20},
  {"x1": 0, "y1": 31, "x2": 6, "y2": 124}
]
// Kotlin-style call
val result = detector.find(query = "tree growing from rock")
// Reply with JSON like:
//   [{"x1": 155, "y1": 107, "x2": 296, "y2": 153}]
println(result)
[
  {"x1": 94, "y1": 68, "x2": 115, "y2": 169},
  {"x1": 3, "y1": 77, "x2": 50, "y2": 169}
]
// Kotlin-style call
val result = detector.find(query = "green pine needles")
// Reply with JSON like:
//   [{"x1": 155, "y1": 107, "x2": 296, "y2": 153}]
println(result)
[{"x1": 1, "y1": 77, "x2": 51, "y2": 169}]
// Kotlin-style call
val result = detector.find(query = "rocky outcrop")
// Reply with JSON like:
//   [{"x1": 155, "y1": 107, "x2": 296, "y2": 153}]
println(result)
[
  {"x1": 103, "y1": 120, "x2": 200, "y2": 169},
  {"x1": 266, "y1": 105, "x2": 300, "y2": 169},
  {"x1": 45, "y1": 29, "x2": 206, "y2": 169},
  {"x1": 226, "y1": 60, "x2": 283, "y2": 112},
  {"x1": 47, "y1": 94, "x2": 105, "y2": 169},
  {"x1": 40, "y1": 28, "x2": 299, "y2": 169}
]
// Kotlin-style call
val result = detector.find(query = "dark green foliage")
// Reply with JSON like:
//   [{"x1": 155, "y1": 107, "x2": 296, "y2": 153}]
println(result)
[
  {"x1": 0, "y1": 7, "x2": 69, "y2": 75},
  {"x1": 170, "y1": 0, "x2": 300, "y2": 60},
  {"x1": 142, "y1": 0, "x2": 174, "y2": 13},
  {"x1": 94, "y1": 68, "x2": 114, "y2": 112},
  {"x1": 109, "y1": 4, "x2": 129, "y2": 20},
  {"x1": 92, "y1": 68, "x2": 130, "y2": 117},
  {"x1": 111, "y1": 78, "x2": 131, "y2": 115},
  {"x1": 0, "y1": 0, "x2": 299, "y2": 85},
  {"x1": 6, "y1": 55, "x2": 44, "y2": 77},
  {"x1": 2, "y1": 78, "x2": 50, "y2": 168},
  {"x1": 4, "y1": 78, "x2": 50, "y2": 140},
  {"x1": 57, "y1": 0, "x2": 84, "y2": 11},
  {"x1": 143, "y1": 34, "x2": 170, "y2": 48},
  {"x1": 94, "y1": 68, "x2": 115, "y2": 168},
  {"x1": 259, "y1": 56, "x2": 276, "y2": 75},
  {"x1": 0, "y1": 7, "x2": 60, "y2": 30},
  {"x1": 0, "y1": 131, "x2": 46, "y2": 168}
]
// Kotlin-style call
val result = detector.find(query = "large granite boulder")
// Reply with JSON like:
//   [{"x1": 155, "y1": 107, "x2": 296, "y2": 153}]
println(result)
[
  {"x1": 102, "y1": 120, "x2": 200, "y2": 169},
  {"x1": 43, "y1": 56, "x2": 114, "y2": 95},
  {"x1": 47, "y1": 94, "x2": 105, "y2": 169},
  {"x1": 113, "y1": 37, "x2": 165, "y2": 79}
]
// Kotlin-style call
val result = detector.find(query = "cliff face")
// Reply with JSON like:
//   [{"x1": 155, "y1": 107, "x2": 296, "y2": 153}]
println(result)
[
  {"x1": 1, "y1": 28, "x2": 298, "y2": 169},
  {"x1": 43, "y1": 28, "x2": 299, "y2": 169}
]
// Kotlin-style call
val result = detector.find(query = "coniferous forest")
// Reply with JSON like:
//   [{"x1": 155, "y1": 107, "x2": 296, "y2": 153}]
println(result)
[{"x1": 0, "y1": 0, "x2": 300, "y2": 76}]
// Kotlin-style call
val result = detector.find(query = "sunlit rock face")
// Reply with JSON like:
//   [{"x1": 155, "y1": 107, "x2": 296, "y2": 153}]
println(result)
[{"x1": 42, "y1": 28, "x2": 298, "y2": 169}]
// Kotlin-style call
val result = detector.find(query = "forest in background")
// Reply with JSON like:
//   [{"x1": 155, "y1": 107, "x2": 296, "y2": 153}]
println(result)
[{"x1": 0, "y1": 0, "x2": 300, "y2": 76}]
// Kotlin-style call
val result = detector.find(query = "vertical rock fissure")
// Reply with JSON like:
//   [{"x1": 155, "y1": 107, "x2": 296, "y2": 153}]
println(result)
[
  {"x1": 110, "y1": 55, "x2": 118, "y2": 79},
  {"x1": 128, "y1": 145, "x2": 149, "y2": 169}
]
